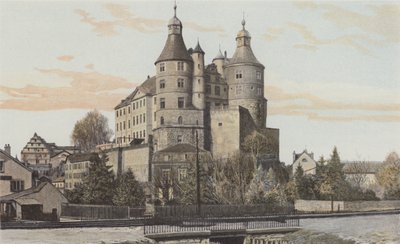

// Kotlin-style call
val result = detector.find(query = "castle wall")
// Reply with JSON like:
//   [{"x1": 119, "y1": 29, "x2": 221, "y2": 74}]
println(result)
[{"x1": 153, "y1": 127, "x2": 204, "y2": 152}]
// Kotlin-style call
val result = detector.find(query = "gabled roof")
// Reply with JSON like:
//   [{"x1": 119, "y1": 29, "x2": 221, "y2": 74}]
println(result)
[
  {"x1": 293, "y1": 150, "x2": 315, "y2": 163},
  {"x1": 1, "y1": 182, "x2": 48, "y2": 202},
  {"x1": 115, "y1": 76, "x2": 156, "y2": 110},
  {"x1": 0, "y1": 148, "x2": 33, "y2": 172}
]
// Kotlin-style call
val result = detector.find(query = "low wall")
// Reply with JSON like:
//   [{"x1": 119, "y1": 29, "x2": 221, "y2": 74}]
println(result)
[
  {"x1": 295, "y1": 200, "x2": 344, "y2": 212},
  {"x1": 295, "y1": 200, "x2": 400, "y2": 212},
  {"x1": 344, "y1": 200, "x2": 400, "y2": 211}
]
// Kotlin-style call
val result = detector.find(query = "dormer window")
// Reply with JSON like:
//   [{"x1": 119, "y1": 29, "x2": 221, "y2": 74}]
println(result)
[
  {"x1": 235, "y1": 70, "x2": 243, "y2": 79},
  {"x1": 160, "y1": 63, "x2": 165, "y2": 72},
  {"x1": 177, "y1": 61, "x2": 184, "y2": 71}
]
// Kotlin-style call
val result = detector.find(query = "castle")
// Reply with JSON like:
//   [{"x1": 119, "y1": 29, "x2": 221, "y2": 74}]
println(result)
[{"x1": 111, "y1": 5, "x2": 279, "y2": 183}]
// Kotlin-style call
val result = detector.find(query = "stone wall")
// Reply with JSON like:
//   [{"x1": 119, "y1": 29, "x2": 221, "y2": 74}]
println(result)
[
  {"x1": 295, "y1": 200, "x2": 345, "y2": 212},
  {"x1": 295, "y1": 199, "x2": 400, "y2": 212},
  {"x1": 344, "y1": 200, "x2": 400, "y2": 211}
]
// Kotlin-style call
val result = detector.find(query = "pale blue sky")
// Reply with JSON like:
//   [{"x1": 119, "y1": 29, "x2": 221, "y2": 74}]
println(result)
[{"x1": 1, "y1": 1, "x2": 399, "y2": 164}]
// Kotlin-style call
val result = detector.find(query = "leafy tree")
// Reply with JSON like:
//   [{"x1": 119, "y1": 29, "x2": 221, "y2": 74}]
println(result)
[
  {"x1": 377, "y1": 152, "x2": 400, "y2": 199},
  {"x1": 113, "y1": 168, "x2": 145, "y2": 206},
  {"x1": 71, "y1": 110, "x2": 113, "y2": 151},
  {"x1": 65, "y1": 183, "x2": 84, "y2": 204},
  {"x1": 214, "y1": 152, "x2": 255, "y2": 204},
  {"x1": 242, "y1": 131, "x2": 276, "y2": 160},
  {"x1": 82, "y1": 153, "x2": 115, "y2": 205},
  {"x1": 344, "y1": 161, "x2": 370, "y2": 189}
]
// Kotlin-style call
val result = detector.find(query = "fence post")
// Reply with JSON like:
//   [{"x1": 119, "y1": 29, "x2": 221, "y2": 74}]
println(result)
[{"x1": 127, "y1": 206, "x2": 130, "y2": 219}]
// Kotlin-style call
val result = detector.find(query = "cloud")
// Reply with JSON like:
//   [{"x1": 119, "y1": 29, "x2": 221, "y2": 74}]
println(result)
[
  {"x1": 57, "y1": 55, "x2": 74, "y2": 62},
  {"x1": 266, "y1": 85, "x2": 400, "y2": 122},
  {"x1": 0, "y1": 68, "x2": 137, "y2": 111},
  {"x1": 85, "y1": 64, "x2": 94, "y2": 70},
  {"x1": 75, "y1": 3, "x2": 225, "y2": 37}
]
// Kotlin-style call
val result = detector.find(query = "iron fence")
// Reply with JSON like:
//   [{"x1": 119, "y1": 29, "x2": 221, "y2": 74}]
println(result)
[{"x1": 61, "y1": 203, "x2": 145, "y2": 220}]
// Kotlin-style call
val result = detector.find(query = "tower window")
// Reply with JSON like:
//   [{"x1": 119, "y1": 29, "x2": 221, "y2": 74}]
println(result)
[
  {"x1": 178, "y1": 97, "x2": 184, "y2": 108},
  {"x1": 160, "y1": 80, "x2": 165, "y2": 89},
  {"x1": 160, "y1": 98, "x2": 165, "y2": 109},
  {"x1": 177, "y1": 135, "x2": 182, "y2": 143},
  {"x1": 116, "y1": 111, "x2": 118, "y2": 117},
  {"x1": 256, "y1": 71, "x2": 262, "y2": 80},
  {"x1": 215, "y1": 86, "x2": 220, "y2": 96},
  {"x1": 177, "y1": 61, "x2": 184, "y2": 71},
  {"x1": 154, "y1": 97, "x2": 157, "y2": 104},
  {"x1": 177, "y1": 78, "x2": 184, "y2": 88},
  {"x1": 154, "y1": 112, "x2": 156, "y2": 121},
  {"x1": 160, "y1": 116, "x2": 165, "y2": 125},
  {"x1": 160, "y1": 63, "x2": 165, "y2": 72},
  {"x1": 235, "y1": 70, "x2": 243, "y2": 79},
  {"x1": 128, "y1": 120, "x2": 130, "y2": 128},
  {"x1": 178, "y1": 116, "x2": 183, "y2": 125},
  {"x1": 133, "y1": 103, "x2": 135, "y2": 110},
  {"x1": 133, "y1": 116, "x2": 136, "y2": 125},
  {"x1": 143, "y1": 113, "x2": 146, "y2": 123}
]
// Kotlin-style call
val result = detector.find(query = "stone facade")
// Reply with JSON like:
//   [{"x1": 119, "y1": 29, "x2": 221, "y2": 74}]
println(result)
[
  {"x1": 112, "y1": 5, "x2": 279, "y2": 183},
  {"x1": 64, "y1": 152, "x2": 100, "y2": 190}
]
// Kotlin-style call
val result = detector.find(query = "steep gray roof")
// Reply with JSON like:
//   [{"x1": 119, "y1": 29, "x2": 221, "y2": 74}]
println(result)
[
  {"x1": 192, "y1": 41, "x2": 205, "y2": 54},
  {"x1": 115, "y1": 76, "x2": 156, "y2": 109},
  {"x1": 229, "y1": 46, "x2": 264, "y2": 67},
  {"x1": 155, "y1": 34, "x2": 193, "y2": 64}
]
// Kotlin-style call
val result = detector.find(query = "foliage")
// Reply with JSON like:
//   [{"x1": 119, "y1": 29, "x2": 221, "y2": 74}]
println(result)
[
  {"x1": 294, "y1": 165, "x2": 317, "y2": 200},
  {"x1": 71, "y1": 110, "x2": 113, "y2": 151},
  {"x1": 65, "y1": 184, "x2": 84, "y2": 204},
  {"x1": 376, "y1": 152, "x2": 400, "y2": 199},
  {"x1": 345, "y1": 161, "x2": 370, "y2": 189},
  {"x1": 214, "y1": 151, "x2": 255, "y2": 204},
  {"x1": 113, "y1": 168, "x2": 146, "y2": 206},
  {"x1": 242, "y1": 131, "x2": 276, "y2": 159},
  {"x1": 82, "y1": 153, "x2": 115, "y2": 205}
]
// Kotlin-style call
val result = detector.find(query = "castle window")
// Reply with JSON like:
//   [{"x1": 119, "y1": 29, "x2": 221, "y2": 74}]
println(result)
[
  {"x1": 143, "y1": 113, "x2": 146, "y2": 123},
  {"x1": 143, "y1": 130, "x2": 146, "y2": 138},
  {"x1": 177, "y1": 78, "x2": 184, "y2": 88},
  {"x1": 133, "y1": 103, "x2": 135, "y2": 110},
  {"x1": 128, "y1": 107, "x2": 131, "y2": 113},
  {"x1": 160, "y1": 116, "x2": 165, "y2": 125},
  {"x1": 205, "y1": 85, "x2": 211, "y2": 93},
  {"x1": 136, "y1": 115, "x2": 139, "y2": 124},
  {"x1": 178, "y1": 97, "x2": 184, "y2": 108},
  {"x1": 257, "y1": 88, "x2": 262, "y2": 95},
  {"x1": 116, "y1": 111, "x2": 118, "y2": 117},
  {"x1": 116, "y1": 123, "x2": 119, "y2": 131},
  {"x1": 160, "y1": 63, "x2": 165, "y2": 72},
  {"x1": 160, "y1": 98, "x2": 165, "y2": 109},
  {"x1": 140, "y1": 100, "x2": 142, "y2": 107},
  {"x1": 236, "y1": 85, "x2": 242, "y2": 95},
  {"x1": 218, "y1": 122, "x2": 223, "y2": 126},
  {"x1": 123, "y1": 121, "x2": 126, "y2": 130},
  {"x1": 177, "y1": 61, "x2": 184, "y2": 71},
  {"x1": 215, "y1": 86, "x2": 220, "y2": 96},
  {"x1": 177, "y1": 135, "x2": 182, "y2": 143},
  {"x1": 140, "y1": 131, "x2": 142, "y2": 138},
  {"x1": 198, "y1": 79, "x2": 200, "y2": 84},
  {"x1": 128, "y1": 120, "x2": 130, "y2": 128},
  {"x1": 178, "y1": 116, "x2": 183, "y2": 125},
  {"x1": 120, "y1": 110, "x2": 122, "y2": 116},
  {"x1": 120, "y1": 122, "x2": 122, "y2": 131},
  {"x1": 235, "y1": 70, "x2": 243, "y2": 79},
  {"x1": 160, "y1": 80, "x2": 165, "y2": 89},
  {"x1": 140, "y1": 114, "x2": 142, "y2": 123},
  {"x1": 154, "y1": 97, "x2": 157, "y2": 104},
  {"x1": 154, "y1": 112, "x2": 156, "y2": 121},
  {"x1": 256, "y1": 71, "x2": 262, "y2": 80},
  {"x1": 123, "y1": 108, "x2": 126, "y2": 115},
  {"x1": 133, "y1": 117, "x2": 135, "y2": 126}
]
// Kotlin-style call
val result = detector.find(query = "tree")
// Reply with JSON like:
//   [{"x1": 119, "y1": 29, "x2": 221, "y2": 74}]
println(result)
[
  {"x1": 319, "y1": 147, "x2": 346, "y2": 210},
  {"x1": 242, "y1": 131, "x2": 275, "y2": 160},
  {"x1": 345, "y1": 161, "x2": 370, "y2": 189},
  {"x1": 65, "y1": 183, "x2": 84, "y2": 204},
  {"x1": 214, "y1": 152, "x2": 255, "y2": 204},
  {"x1": 82, "y1": 153, "x2": 115, "y2": 205},
  {"x1": 71, "y1": 110, "x2": 113, "y2": 151},
  {"x1": 113, "y1": 168, "x2": 146, "y2": 206},
  {"x1": 376, "y1": 152, "x2": 400, "y2": 199}
]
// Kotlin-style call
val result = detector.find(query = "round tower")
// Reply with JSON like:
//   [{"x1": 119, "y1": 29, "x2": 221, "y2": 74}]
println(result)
[
  {"x1": 212, "y1": 49, "x2": 225, "y2": 78},
  {"x1": 153, "y1": 4, "x2": 204, "y2": 151},
  {"x1": 225, "y1": 19, "x2": 266, "y2": 128},
  {"x1": 191, "y1": 41, "x2": 205, "y2": 109}
]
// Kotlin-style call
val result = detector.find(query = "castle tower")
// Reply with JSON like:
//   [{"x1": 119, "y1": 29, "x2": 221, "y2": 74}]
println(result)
[
  {"x1": 224, "y1": 19, "x2": 267, "y2": 128},
  {"x1": 153, "y1": 4, "x2": 204, "y2": 151},
  {"x1": 212, "y1": 49, "x2": 225, "y2": 78},
  {"x1": 191, "y1": 41, "x2": 205, "y2": 109}
]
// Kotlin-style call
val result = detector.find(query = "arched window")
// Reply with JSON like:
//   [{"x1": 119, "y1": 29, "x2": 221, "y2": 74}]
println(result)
[
  {"x1": 178, "y1": 116, "x2": 183, "y2": 125},
  {"x1": 160, "y1": 116, "x2": 165, "y2": 125}
]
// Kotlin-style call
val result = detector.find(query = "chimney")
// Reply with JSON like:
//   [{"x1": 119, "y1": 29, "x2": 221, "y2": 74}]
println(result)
[{"x1": 4, "y1": 144, "x2": 11, "y2": 155}]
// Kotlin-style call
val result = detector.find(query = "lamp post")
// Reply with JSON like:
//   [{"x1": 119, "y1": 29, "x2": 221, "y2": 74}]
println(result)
[{"x1": 195, "y1": 130, "x2": 201, "y2": 215}]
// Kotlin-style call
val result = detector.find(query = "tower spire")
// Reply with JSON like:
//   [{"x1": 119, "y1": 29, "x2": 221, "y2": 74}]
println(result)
[
  {"x1": 242, "y1": 11, "x2": 246, "y2": 30},
  {"x1": 174, "y1": 0, "x2": 177, "y2": 17}
]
